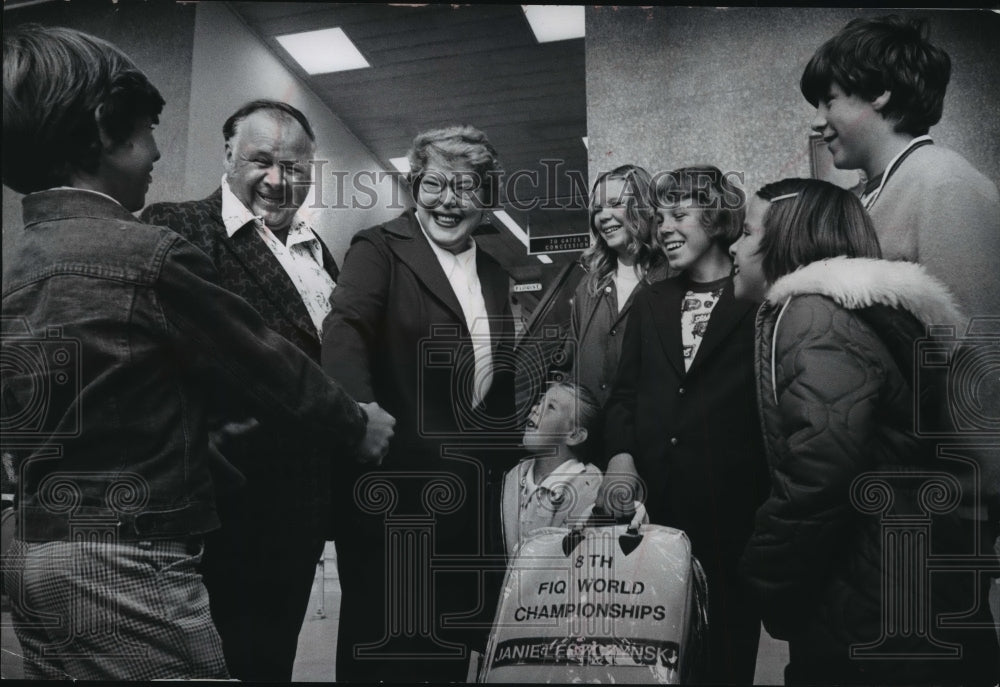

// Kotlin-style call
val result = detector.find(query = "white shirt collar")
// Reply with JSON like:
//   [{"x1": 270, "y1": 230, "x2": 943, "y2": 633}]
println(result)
[
  {"x1": 220, "y1": 175, "x2": 316, "y2": 247},
  {"x1": 881, "y1": 135, "x2": 933, "y2": 181},
  {"x1": 895, "y1": 134, "x2": 933, "y2": 156},
  {"x1": 527, "y1": 458, "x2": 586, "y2": 494},
  {"x1": 862, "y1": 135, "x2": 934, "y2": 209},
  {"x1": 615, "y1": 262, "x2": 639, "y2": 283}
]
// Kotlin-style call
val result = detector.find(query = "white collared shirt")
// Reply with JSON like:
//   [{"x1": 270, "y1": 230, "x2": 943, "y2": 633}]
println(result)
[
  {"x1": 613, "y1": 263, "x2": 640, "y2": 313},
  {"x1": 220, "y1": 176, "x2": 336, "y2": 338},
  {"x1": 523, "y1": 458, "x2": 588, "y2": 504},
  {"x1": 501, "y1": 457, "x2": 602, "y2": 557},
  {"x1": 416, "y1": 217, "x2": 493, "y2": 407}
]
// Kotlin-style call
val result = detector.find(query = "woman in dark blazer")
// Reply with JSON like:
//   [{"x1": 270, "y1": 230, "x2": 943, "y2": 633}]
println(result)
[
  {"x1": 604, "y1": 167, "x2": 769, "y2": 684},
  {"x1": 322, "y1": 125, "x2": 516, "y2": 682}
]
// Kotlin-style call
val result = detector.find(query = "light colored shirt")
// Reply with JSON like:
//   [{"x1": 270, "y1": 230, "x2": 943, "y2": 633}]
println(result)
[
  {"x1": 860, "y1": 140, "x2": 1000, "y2": 323},
  {"x1": 860, "y1": 135, "x2": 933, "y2": 210},
  {"x1": 220, "y1": 176, "x2": 336, "y2": 338},
  {"x1": 417, "y1": 218, "x2": 493, "y2": 407},
  {"x1": 501, "y1": 457, "x2": 602, "y2": 557},
  {"x1": 613, "y1": 263, "x2": 640, "y2": 313}
]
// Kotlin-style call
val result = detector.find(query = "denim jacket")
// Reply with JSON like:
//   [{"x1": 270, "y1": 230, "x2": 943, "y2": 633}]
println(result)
[{"x1": 1, "y1": 190, "x2": 366, "y2": 541}]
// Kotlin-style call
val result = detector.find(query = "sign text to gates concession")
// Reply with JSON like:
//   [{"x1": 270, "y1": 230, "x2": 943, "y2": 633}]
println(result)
[{"x1": 529, "y1": 233, "x2": 591, "y2": 254}]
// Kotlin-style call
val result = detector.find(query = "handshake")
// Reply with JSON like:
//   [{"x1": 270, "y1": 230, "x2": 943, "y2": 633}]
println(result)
[
  {"x1": 208, "y1": 401, "x2": 397, "y2": 467},
  {"x1": 357, "y1": 402, "x2": 396, "y2": 465}
]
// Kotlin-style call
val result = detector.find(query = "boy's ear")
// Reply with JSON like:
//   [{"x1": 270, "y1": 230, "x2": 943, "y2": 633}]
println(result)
[
  {"x1": 871, "y1": 90, "x2": 891, "y2": 113},
  {"x1": 94, "y1": 103, "x2": 116, "y2": 151},
  {"x1": 566, "y1": 427, "x2": 588, "y2": 447}
]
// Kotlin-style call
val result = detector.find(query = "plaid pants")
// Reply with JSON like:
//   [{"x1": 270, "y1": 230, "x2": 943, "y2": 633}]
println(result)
[{"x1": 3, "y1": 537, "x2": 229, "y2": 680}]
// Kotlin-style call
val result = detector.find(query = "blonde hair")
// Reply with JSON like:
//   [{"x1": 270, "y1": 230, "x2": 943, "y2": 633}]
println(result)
[
  {"x1": 406, "y1": 124, "x2": 503, "y2": 207},
  {"x1": 581, "y1": 165, "x2": 664, "y2": 296}
]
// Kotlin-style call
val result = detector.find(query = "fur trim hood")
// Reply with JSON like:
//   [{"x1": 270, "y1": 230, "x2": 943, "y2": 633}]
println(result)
[{"x1": 765, "y1": 257, "x2": 965, "y2": 329}]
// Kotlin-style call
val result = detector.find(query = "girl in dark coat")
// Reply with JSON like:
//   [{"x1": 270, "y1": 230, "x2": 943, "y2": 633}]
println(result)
[
  {"x1": 555, "y1": 166, "x2": 668, "y2": 467},
  {"x1": 564, "y1": 165, "x2": 668, "y2": 409},
  {"x1": 604, "y1": 166, "x2": 769, "y2": 684},
  {"x1": 733, "y1": 177, "x2": 999, "y2": 685}
]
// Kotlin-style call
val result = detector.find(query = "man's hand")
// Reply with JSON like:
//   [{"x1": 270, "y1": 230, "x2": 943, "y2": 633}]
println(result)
[
  {"x1": 357, "y1": 402, "x2": 395, "y2": 465},
  {"x1": 597, "y1": 452, "x2": 644, "y2": 520}
]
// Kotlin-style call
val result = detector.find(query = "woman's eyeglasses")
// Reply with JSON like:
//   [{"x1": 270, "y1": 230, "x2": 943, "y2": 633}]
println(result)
[{"x1": 415, "y1": 171, "x2": 483, "y2": 198}]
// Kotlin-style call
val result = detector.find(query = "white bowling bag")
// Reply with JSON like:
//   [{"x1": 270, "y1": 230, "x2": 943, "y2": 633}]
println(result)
[{"x1": 479, "y1": 523, "x2": 708, "y2": 683}]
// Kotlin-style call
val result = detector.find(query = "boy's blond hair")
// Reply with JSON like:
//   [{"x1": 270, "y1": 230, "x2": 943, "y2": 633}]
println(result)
[{"x1": 547, "y1": 382, "x2": 600, "y2": 460}]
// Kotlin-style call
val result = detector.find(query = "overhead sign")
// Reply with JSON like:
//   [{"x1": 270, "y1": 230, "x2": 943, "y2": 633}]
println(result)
[
  {"x1": 513, "y1": 283, "x2": 543, "y2": 293},
  {"x1": 529, "y1": 233, "x2": 591, "y2": 254}
]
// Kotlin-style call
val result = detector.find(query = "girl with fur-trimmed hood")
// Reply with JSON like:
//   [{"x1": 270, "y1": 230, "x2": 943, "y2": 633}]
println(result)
[{"x1": 731, "y1": 178, "x2": 998, "y2": 685}]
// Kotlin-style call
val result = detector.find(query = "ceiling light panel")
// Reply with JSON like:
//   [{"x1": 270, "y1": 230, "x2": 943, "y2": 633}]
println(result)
[
  {"x1": 388, "y1": 157, "x2": 410, "y2": 174},
  {"x1": 275, "y1": 27, "x2": 370, "y2": 75},
  {"x1": 522, "y1": 5, "x2": 585, "y2": 43}
]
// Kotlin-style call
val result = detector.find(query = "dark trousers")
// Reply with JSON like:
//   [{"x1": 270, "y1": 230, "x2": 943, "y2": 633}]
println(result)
[
  {"x1": 200, "y1": 488, "x2": 325, "y2": 682},
  {"x1": 333, "y1": 466, "x2": 508, "y2": 682},
  {"x1": 783, "y1": 575, "x2": 1000, "y2": 687},
  {"x1": 335, "y1": 543, "x2": 502, "y2": 682},
  {"x1": 703, "y1": 571, "x2": 761, "y2": 684},
  {"x1": 783, "y1": 643, "x2": 1000, "y2": 687}
]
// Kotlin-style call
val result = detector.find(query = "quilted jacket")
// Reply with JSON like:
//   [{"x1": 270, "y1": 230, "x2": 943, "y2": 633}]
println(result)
[{"x1": 740, "y1": 257, "x2": 998, "y2": 683}]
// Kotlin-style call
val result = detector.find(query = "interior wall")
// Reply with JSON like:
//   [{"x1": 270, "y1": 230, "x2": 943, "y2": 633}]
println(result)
[
  {"x1": 188, "y1": 3, "x2": 404, "y2": 264},
  {"x1": 2, "y1": 1, "x2": 196, "y2": 256},
  {"x1": 2, "y1": 1, "x2": 404, "y2": 267},
  {"x1": 585, "y1": 7, "x2": 1000, "y2": 197}
]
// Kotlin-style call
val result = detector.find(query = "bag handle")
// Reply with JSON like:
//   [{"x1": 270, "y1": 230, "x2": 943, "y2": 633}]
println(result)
[{"x1": 559, "y1": 506, "x2": 644, "y2": 557}]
